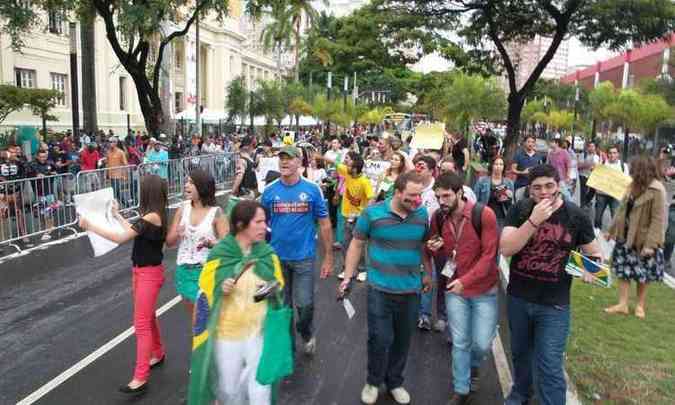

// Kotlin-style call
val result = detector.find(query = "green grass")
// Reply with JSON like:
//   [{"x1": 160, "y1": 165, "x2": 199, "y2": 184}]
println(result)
[{"x1": 567, "y1": 280, "x2": 675, "y2": 404}]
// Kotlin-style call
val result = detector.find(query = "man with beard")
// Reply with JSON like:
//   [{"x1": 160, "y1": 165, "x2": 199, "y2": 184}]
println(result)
[
  {"x1": 261, "y1": 145, "x2": 334, "y2": 356},
  {"x1": 426, "y1": 173, "x2": 499, "y2": 404},
  {"x1": 501, "y1": 164, "x2": 601, "y2": 405},
  {"x1": 338, "y1": 171, "x2": 433, "y2": 405}
]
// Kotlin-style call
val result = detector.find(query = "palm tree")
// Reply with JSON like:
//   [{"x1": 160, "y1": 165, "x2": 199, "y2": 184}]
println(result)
[
  {"x1": 260, "y1": 0, "x2": 293, "y2": 77},
  {"x1": 262, "y1": 0, "x2": 325, "y2": 82}
]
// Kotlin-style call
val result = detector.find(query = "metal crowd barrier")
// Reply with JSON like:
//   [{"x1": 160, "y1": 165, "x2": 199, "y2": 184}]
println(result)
[
  {"x1": 0, "y1": 152, "x2": 238, "y2": 251},
  {"x1": 76, "y1": 165, "x2": 141, "y2": 214},
  {"x1": 0, "y1": 172, "x2": 78, "y2": 250}
]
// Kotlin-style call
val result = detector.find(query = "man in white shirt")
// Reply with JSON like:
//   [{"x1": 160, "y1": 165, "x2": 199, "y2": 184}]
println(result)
[
  {"x1": 578, "y1": 141, "x2": 601, "y2": 207},
  {"x1": 594, "y1": 145, "x2": 629, "y2": 229}
]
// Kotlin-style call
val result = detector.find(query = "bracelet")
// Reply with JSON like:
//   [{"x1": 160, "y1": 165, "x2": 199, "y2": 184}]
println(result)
[{"x1": 527, "y1": 218, "x2": 540, "y2": 228}]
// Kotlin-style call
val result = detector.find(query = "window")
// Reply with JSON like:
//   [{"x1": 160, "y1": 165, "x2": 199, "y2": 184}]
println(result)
[
  {"x1": 175, "y1": 92, "x2": 183, "y2": 113},
  {"x1": 119, "y1": 77, "x2": 127, "y2": 111},
  {"x1": 48, "y1": 10, "x2": 65, "y2": 35},
  {"x1": 174, "y1": 42, "x2": 184, "y2": 71},
  {"x1": 15, "y1": 68, "x2": 36, "y2": 88},
  {"x1": 50, "y1": 73, "x2": 67, "y2": 106}
]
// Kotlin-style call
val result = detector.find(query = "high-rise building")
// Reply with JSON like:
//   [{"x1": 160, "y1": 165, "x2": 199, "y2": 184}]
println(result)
[{"x1": 506, "y1": 36, "x2": 570, "y2": 88}]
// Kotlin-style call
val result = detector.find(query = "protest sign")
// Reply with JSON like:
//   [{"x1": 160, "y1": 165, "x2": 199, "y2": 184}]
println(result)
[
  {"x1": 587, "y1": 165, "x2": 632, "y2": 201},
  {"x1": 73, "y1": 187, "x2": 124, "y2": 257},
  {"x1": 410, "y1": 122, "x2": 445, "y2": 150},
  {"x1": 364, "y1": 159, "x2": 390, "y2": 189},
  {"x1": 256, "y1": 156, "x2": 280, "y2": 192}
]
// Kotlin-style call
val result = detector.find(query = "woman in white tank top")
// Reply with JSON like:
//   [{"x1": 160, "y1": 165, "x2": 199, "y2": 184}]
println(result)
[{"x1": 166, "y1": 169, "x2": 228, "y2": 315}]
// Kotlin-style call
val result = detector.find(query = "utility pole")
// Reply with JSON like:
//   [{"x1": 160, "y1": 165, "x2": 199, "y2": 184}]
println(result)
[
  {"x1": 343, "y1": 76, "x2": 348, "y2": 110},
  {"x1": 195, "y1": 14, "x2": 201, "y2": 138},
  {"x1": 69, "y1": 22, "x2": 80, "y2": 142}
]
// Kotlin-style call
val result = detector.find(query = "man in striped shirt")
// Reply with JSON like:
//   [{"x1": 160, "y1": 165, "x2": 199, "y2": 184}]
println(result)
[{"x1": 338, "y1": 171, "x2": 433, "y2": 405}]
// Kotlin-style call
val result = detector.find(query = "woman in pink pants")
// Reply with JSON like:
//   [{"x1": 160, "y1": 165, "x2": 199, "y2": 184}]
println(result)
[{"x1": 80, "y1": 174, "x2": 168, "y2": 395}]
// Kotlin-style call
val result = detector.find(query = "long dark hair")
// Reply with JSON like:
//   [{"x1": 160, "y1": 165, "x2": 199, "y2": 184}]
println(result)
[
  {"x1": 386, "y1": 152, "x2": 406, "y2": 177},
  {"x1": 189, "y1": 168, "x2": 217, "y2": 207},
  {"x1": 139, "y1": 174, "x2": 168, "y2": 236}
]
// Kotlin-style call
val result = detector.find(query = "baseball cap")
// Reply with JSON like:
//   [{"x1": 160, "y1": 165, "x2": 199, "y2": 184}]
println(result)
[
  {"x1": 149, "y1": 137, "x2": 157, "y2": 143},
  {"x1": 278, "y1": 145, "x2": 301, "y2": 158}
]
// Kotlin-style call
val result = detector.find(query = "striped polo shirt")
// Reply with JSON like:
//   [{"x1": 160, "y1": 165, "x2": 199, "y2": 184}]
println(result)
[{"x1": 354, "y1": 198, "x2": 429, "y2": 294}]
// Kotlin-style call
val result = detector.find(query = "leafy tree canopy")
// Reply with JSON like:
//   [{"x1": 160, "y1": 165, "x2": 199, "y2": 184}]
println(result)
[{"x1": 379, "y1": 0, "x2": 675, "y2": 157}]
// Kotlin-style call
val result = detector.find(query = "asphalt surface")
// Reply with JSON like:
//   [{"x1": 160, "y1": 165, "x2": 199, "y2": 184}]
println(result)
[{"x1": 0, "y1": 231, "x2": 504, "y2": 405}]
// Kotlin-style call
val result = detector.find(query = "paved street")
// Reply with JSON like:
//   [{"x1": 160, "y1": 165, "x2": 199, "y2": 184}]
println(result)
[{"x1": 0, "y1": 232, "x2": 504, "y2": 405}]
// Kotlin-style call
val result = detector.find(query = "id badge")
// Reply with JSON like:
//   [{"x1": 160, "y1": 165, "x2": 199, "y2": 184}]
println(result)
[{"x1": 441, "y1": 259, "x2": 456, "y2": 278}]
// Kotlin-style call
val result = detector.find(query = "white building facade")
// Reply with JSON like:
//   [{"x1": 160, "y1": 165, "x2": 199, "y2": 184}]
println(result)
[{"x1": 0, "y1": 1, "x2": 282, "y2": 134}]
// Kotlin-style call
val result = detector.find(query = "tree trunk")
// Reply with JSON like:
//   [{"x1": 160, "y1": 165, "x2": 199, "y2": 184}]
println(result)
[
  {"x1": 80, "y1": 16, "x2": 98, "y2": 135},
  {"x1": 41, "y1": 114, "x2": 47, "y2": 140},
  {"x1": 504, "y1": 94, "x2": 525, "y2": 161},
  {"x1": 129, "y1": 72, "x2": 164, "y2": 136},
  {"x1": 295, "y1": 114, "x2": 299, "y2": 135},
  {"x1": 294, "y1": 19, "x2": 300, "y2": 82}
]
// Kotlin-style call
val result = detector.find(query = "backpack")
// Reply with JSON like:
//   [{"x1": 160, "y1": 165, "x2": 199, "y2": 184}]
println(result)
[{"x1": 471, "y1": 202, "x2": 485, "y2": 237}]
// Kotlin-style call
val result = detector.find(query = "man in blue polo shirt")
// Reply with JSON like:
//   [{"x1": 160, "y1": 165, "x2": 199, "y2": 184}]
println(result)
[
  {"x1": 338, "y1": 171, "x2": 433, "y2": 405},
  {"x1": 261, "y1": 145, "x2": 334, "y2": 355}
]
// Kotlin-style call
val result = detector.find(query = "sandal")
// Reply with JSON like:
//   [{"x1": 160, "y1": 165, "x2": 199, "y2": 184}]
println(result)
[
  {"x1": 635, "y1": 306, "x2": 645, "y2": 319},
  {"x1": 604, "y1": 305, "x2": 629, "y2": 315}
]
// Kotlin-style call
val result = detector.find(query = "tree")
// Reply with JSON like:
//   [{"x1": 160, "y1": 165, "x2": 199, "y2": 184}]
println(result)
[
  {"x1": 225, "y1": 76, "x2": 248, "y2": 124},
  {"x1": 258, "y1": 80, "x2": 285, "y2": 128},
  {"x1": 260, "y1": 0, "x2": 294, "y2": 75},
  {"x1": 443, "y1": 72, "x2": 506, "y2": 136},
  {"x1": 25, "y1": 88, "x2": 62, "y2": 137},
  {"x1": 640, "y1": 77, "x2": 675, "y2": 106},
  {"x1": 381, "y1": 0, "x2": 675, "y2": 159},
  {"x1": 588, "y1": 82, "x2": 618, "y2": 138},
  {"x1": 265, "y1": 0, "x2": 324, "y2": 81},
  {"x1": 0, "y1": 85, "x2": 29, "y2": 125},
  {"x1": 2, "y1": 0, "x2": 240, "y2": 135},
  {"x1": 637, "y1": 94, "x2": 673, "y2": 137}
]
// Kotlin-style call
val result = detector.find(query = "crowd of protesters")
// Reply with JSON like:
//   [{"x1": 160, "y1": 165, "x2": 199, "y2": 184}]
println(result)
[{"x1": 8, "y1": 120, "x2": 675, "y2": 405}]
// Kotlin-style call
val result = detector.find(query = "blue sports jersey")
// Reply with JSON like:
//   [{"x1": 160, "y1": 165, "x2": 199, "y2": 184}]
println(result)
[{"x1": 261, "y1": 177, "x2": 328, "y2": 261}]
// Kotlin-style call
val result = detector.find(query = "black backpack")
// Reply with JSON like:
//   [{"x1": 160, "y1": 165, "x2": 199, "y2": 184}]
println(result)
[{"x1": 471, "y1": 202, "x2": 486, "y2": 237}]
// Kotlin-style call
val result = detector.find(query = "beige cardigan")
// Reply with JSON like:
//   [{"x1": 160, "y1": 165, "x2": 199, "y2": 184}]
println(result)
[{"x1": 608, "y1": 180, "x2": 666, "y2": 251}]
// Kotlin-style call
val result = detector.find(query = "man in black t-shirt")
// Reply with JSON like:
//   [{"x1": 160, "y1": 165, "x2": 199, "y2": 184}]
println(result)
[{"x1": 500, "y1": 164, "x2": 601, "y2": 405}]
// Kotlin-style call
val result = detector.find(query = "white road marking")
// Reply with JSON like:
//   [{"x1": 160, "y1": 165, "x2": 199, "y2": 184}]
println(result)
[{"x1": 16, "y1": 295, "x2": 182, "y2": 405}]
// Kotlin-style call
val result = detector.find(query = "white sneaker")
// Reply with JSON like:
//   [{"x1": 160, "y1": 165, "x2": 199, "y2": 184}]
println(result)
[
  {"x1": 337, "y1": 271, "x2": 345, "y2": 280},
  {"x1": 304, "y1": 337, "x2": 316, "y2": 356},
  {"x1": 389, "y1": 387, "x2": 411, "y2": 404},
  {"x1": 356, "y1": 272, "x2": 367, "y2": 282},
  {"x1": 360, "y1": 384, "x2": 379, "y2": 404},
  {"x1": 434, "y1": 319, "x2": 447, "y2": 332},
  {"x1": 40, "y1": 233, "x2": 52, "y2": 241}
]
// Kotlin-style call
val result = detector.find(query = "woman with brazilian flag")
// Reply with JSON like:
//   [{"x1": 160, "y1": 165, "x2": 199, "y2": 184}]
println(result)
[{"x1": 188, "y1": 200, "x2": 293, "y2": 405}]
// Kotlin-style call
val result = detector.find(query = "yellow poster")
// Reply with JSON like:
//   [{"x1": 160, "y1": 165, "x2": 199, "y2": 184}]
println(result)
[
  {"x1": 410, "y1": 122, "x2": 445, "y2": 150},
  {"x1": 587, "y1": 165, "x2": 632, "y2": 201}
]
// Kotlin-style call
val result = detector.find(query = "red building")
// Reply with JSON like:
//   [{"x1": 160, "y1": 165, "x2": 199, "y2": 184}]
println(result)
[{"x1": 561, "y1": 33, "x2": 675, "y2": 90}]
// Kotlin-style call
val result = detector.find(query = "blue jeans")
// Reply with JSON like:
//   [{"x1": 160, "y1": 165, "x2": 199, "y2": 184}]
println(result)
[
  {"x1": 594, "y1": 193, "x2": 619, "y2": 229},
  {"x1": 505, "y1": 295, "x2": 570, "y2": 405},
  {"x1": 420, "y1": 257, "x2": 447, "y2": 321},
  {"x1": 281, "y1": 258, "x2": 315, "y2": 342},
  {"x1": 367, "y1": 286, "x2": 419, "y2": 389},
  {"x1": 445, "y1": 290, "x2": 498, "y2": 394}
]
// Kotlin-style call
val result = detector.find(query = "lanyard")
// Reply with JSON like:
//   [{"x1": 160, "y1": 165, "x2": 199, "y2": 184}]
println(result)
[{"x1": 448, "y1": 216, "x2": 467, "y2": 259}]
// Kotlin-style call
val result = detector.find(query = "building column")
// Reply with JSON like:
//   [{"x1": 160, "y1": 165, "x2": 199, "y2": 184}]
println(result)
[
  {"x1": 621, "y1": 50, "x2": 631, "y2": 88},
  {"x1": 662, "y1": 46, "x2": 671, "y2": 79},
  {"x1": 594, "y1": 62, "x2": 601, "y2": 88}
]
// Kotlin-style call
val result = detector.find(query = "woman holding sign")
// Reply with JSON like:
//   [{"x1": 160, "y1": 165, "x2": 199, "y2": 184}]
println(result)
[
  {"x1": 605, "y1": 156, "x2": 666, "y2": 319},
  {"x1": 79, "y1": 174, "x2": 168, "y2": 394}
]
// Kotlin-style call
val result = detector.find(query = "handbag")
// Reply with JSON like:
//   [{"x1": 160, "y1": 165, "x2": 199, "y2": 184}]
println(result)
[{"x1": 255, "y1": 306, "x2": 294, "y2": 385}]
